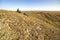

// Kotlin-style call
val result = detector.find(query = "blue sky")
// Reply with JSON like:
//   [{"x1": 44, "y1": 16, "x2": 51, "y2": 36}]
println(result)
[{"x1": 0, "y1": 0, "x2": 60, "y2": 11}]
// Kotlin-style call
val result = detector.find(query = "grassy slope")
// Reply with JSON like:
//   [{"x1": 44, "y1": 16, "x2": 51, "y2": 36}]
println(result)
[{"x1": 0, "y1": 10, "x2": 60, "y2": 40}]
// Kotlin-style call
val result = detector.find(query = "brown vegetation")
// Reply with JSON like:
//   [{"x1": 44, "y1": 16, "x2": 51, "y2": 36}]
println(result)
[{"x1": 0, "y1": 10, "x2": 60, "y2": 40}]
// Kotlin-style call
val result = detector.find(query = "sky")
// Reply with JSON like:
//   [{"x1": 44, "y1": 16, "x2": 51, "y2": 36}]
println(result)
[{"x1": 0, "y1": 0, "x2": 60, "y2": 11}]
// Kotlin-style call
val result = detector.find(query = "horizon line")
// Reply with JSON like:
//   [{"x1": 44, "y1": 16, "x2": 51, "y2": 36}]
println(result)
[{"x1": 0, "y1": 9, "x2": 60, "y2": 11}]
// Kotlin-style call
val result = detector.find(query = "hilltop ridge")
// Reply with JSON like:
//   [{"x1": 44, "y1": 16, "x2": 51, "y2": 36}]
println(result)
[{"x1": 0, "y1": 10, "x2": 60, "y2": 40}]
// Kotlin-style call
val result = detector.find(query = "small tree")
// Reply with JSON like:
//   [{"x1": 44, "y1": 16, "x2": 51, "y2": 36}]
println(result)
[{"x1": 17, "y1": 8, "x2": 21, "y2": 13}]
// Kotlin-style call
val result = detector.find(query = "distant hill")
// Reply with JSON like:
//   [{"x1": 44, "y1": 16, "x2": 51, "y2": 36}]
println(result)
[{"x1": 0, "y1": 10, "x2": 60, "y2": 40}]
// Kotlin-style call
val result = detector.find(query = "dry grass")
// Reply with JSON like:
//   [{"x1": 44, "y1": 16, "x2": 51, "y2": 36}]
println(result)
[{"x1": 0, "y1": 10, "x2": 60, "y2": 40}]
